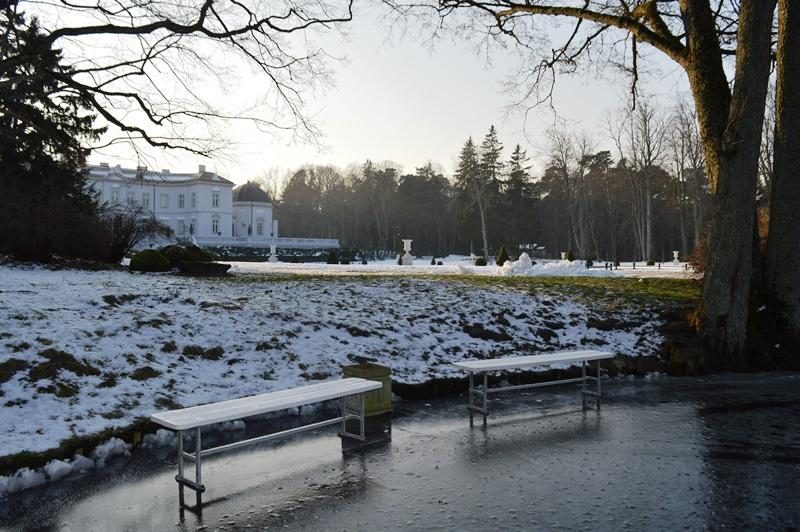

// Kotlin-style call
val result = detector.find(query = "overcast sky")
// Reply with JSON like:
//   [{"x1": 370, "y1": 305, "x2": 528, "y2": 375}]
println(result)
[{"x1": 89, "y1": 5, "x2": 689, "y2": 187}]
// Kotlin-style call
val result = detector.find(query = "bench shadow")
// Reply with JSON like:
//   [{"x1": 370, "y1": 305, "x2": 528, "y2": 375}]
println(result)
[{"x1": 463, "y1": 406, "x2": 604, "y2": 459}]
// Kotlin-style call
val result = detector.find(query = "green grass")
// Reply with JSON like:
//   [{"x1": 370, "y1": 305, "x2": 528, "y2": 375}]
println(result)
[
  {"x1": 212, "y1": 271, "x2": 700, "y2": 305},
  {"x1": 440, "y1": 275, "x2": 701, "y2": 304}
]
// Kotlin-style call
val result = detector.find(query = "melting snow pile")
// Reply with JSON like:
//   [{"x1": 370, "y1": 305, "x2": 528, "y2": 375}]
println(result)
[
  {"x1": 489, "y1": 254, "x2": 621, "y2": 277},
  {"x1": 0, "y1": 438, "x2": 131, "y2": 497},
  {"x1": 90, "y1": 437, "x2": 132, "y2": 467},
  {"x1": 0, "y1": 449, "x2": 101, "y2": 497}
]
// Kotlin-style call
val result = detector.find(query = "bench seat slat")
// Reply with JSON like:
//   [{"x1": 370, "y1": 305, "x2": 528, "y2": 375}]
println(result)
[
  {"x1": 452, "y1": 350, "x2": 614, "y2": 372},
  {"x1": 150, "y1": 378, "x2": 382, "y2": 430}
]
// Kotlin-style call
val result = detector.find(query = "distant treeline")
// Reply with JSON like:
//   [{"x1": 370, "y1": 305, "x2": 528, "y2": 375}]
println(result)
[{"x1": 266, "y1": 99, "x2": 772, "y2": 262}]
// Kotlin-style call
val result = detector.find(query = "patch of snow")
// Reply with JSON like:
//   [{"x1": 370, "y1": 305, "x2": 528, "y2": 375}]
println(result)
[
  {"x1": 142, "y1": 429, "x2": 177, "y2": 449},
  {"x1": 0, "y1": 442, "x2": 133, "y2": 498},
  {"x1": 492, "y1": 254, "x2": 620, "y2": 277},
  {"x1": 71, "y1": 454, "x2": 95, "y2": 472},
  {"x1": 3, "y1": 468, "x2": 46, "y2": 495},
  {"x1": 91, "y1": 437, "x2": 131, "y2": 467},
  {"x1": 217, "y1": 420, "x2": 246, "y2": 431},
  {"x1": 43, "y1": 459, "x2": 73, "y2": 481}
]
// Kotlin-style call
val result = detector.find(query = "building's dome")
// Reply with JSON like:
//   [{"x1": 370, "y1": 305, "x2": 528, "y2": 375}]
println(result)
[{"x1": 233, "y1": 182, "x2": 271, "y2": 203}]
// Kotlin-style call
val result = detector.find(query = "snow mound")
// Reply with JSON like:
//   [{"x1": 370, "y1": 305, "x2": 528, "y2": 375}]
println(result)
[
  {"x1": 71, "y1": 454, "x2": 95, "y2": 472},
  {"x1": 495, "y1": 254, "x2": 621, "y2": 277},
  {"x1": 0, "y1": 468, "x2": 46, "y2": 497},
  {"x1": 142, "y1": 429, "x2": 177, "y2": 449},
  {"x1": 43, "y1": 459, "x2": 73, "y2": 482},
  {"x1": 91, "y1": 437, "x2": 131, "y2": 467},
  {"x1": 217, "y1": 420, "x2": 246, "y2": 431}
]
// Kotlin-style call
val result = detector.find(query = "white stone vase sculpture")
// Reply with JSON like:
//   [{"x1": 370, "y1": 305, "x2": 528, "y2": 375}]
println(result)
[
  {"x1": 401, "y1": 239, "x2": 414, "y2": 266},
  {"x1": 268, "y1": 244, "x2": 279, "y2": 263},
  {"x1": 672, "y1": 250, "x2": 680, "y2": 265}
]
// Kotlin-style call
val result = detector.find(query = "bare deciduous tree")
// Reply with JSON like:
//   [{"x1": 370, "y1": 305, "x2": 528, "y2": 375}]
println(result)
[
  {"x1": 395, "y1": 0, "x2": 778, "y2": 366},
  {"x1": 765, "y1": 0, "x2": 800, "y2": 341},
  {"x1": 3, "y1": 0, "x2": 355, "y2": 155}
]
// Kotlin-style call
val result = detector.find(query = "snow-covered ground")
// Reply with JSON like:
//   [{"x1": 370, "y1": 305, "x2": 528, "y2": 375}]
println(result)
[
  {"x1": 0, "y1": 261, "x2": 668, "y2": 461},
  {"x1": 229, "y1": 254, "x2": 696, "y2": 279}
]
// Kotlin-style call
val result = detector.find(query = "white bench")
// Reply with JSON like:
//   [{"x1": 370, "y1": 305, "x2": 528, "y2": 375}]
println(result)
[
  {"x1": 453, "y1": 350, "x2": 615, "y2": 425},
  {"x1": 150, "y1": 377, "x2": 382, "y2": 494}
]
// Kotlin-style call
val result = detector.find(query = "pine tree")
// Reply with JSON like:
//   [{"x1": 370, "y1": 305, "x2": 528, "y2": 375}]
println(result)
[
  {"x1": 480, "y1": 126, "x2": 504, "y2": 247},
  {"x1": 0, "y1": 10, "x2": 104, "y2": 260},
  {"x1": 505, "y1": 145, "x2": 536, "y2": 250},
  {"x1": 480, "y1": 125, "x2": 504, "y2": 186},
  {"x1": 455, "y1": 138, "x2": 490, "y2": 259}
]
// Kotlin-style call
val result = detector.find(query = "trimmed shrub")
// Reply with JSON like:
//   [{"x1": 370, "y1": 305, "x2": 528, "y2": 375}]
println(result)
[
  {"x1": 495, "y1": 245, "x2": 510, "y2": 266},
  {"x1": 178, "y1": 261, "x2": 231, "y2": 276},
  {"x1": 326, "y1": 251, "x2": 338, "y2": 264},
  {"x1": 339, "y1": 258, "x2": 350, "y2": 265},
  {"x1": 566, "y1": 250, "x2": 576, "y2": 262},
  {"x1": 585, "y1": 258, "x2": 594, "y2": 268},
  {"x1": 129, "y1": 249, "x2": 171, "y2": 272},
  {"x1": 474, "y1": 257, "x2": 487, "y2": 266},
  {"x1": 160, "y1": 244, "x2": 214, "y2": 267},
  {"x1": 646, "y1": 259, "x2": 656, "y2": 266},
  {"x1": 430, "y1": 257, "x2": 436, "y2": 266}
]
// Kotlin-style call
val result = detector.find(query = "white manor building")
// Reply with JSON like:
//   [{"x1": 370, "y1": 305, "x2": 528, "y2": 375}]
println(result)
[{"x1": 85, "y1": 163, "x2": 338, "y2": 249}]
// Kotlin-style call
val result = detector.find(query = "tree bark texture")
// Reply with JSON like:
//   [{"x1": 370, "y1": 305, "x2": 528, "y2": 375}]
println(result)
[
  {"x1": 687, "y1": 0, "x2": 776, "y2": 367},
  {"x1": 766, "y1": 0, "x2": 800, "y2": 341}
]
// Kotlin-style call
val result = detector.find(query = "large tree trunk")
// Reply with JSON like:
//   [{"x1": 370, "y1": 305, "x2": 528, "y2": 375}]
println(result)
[
  {"x1": 678, "y1": 183, "x2": 689, "y2": 258},
  {"x1": 684, "y1": 0, "x2": 776, "y2": 368},
  {"x1": 765, "y1": 0, "x2": 800, "y2": 341},
  {"x1": 692, "y1": 170, "x2": 704, "y2": 248},
  {"x1": 645, "y1": 177, "x2": 654, "y2": 261},
  {"x1": 477, "y1": 198, "x2": 489, "y2": 259}
]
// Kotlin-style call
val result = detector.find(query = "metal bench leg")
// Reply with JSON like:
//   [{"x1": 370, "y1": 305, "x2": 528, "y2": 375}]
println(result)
[
  {"x1": 596, "y1": 360, "x2": 602, "y2": 410},
  {"x1": 339, "y1": 394, "x2": 367, "y2": 442},
  {"x1": 468, "y1": 372, "x2": 474, "y2": 427},
  {"x1": 195, "y1": 427, "x2": 202, "y2": 490},
  {"x1": 358, "y1": 393, "x2": 366, "y2": 440},
  {"x1": 177, "y1": 429, "x2": 183, "y2": 486},
  {"x1": 581, "y1": 360, "x2": 587, "y2": 410},
  {"x1": 175, "y1": 428, "x2": 206, "y2": 494},
  {"x1": 482, "y1": 372, "x2": 488, "y2": 426},
  {"x1": 467, "y1": 371, "x2": 489, "y2": 426}
]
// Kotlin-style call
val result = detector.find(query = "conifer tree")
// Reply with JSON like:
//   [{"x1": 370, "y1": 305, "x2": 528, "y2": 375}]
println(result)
[
  {"x1": 454, "y1": 137, "x2": 490, "y2": 259},
  {"x1": 505, "y1": 145, "x2": 536, "y2": 250},
  {"x1": 0, "y1": 9, "x2": 104, "y2": 260}
]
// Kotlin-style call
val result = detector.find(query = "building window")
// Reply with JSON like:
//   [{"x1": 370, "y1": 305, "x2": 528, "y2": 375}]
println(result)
[
  {"x1": 191, "y1": 193, "x2": 197, "y2": 208},
  {"x1": 211, "y1": 217, "x2": 220, "y2": 234},
  {"x1": 178, "y1": 220, "x2": 186, "y2": 235},
  {"x1": 111, "y1": 190, "x2": 120, "y2": 204},
  {"x1": 178, "y1": 194, "x2": 185, "y2": 208},
  {"x1": 212, "y1": 192, "x2": 220, "y2": 208},
  {"x1": 256, "y1": 219, "x2": 264, "y2": 236},
  {"x1": 142, "y1": 192, "x2": 150, "y2": 209},
  {"x1": 127, "y1": 192, "x2": 135, "y2": 205},
  {"x1": 160, "y1": 193, "x2": 168, "y2": 208}
]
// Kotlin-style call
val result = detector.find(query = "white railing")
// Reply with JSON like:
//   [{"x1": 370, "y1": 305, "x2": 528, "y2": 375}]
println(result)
[{"x1": 191, "y1": 236, "x2": 339, "y2": 249}]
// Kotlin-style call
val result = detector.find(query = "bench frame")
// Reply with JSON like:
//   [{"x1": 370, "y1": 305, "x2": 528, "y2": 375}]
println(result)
[
  {"x1": 463, "y1": 356, "x2": 608, "y2": 427},
  {"x1": 169, "y1": 392, "x2": 370, "y2": 495}
]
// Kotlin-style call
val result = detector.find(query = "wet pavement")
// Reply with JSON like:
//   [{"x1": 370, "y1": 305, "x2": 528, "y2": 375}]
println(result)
[{"x1": 1, "y1": 373, "x2": 799, "y2": 531}]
